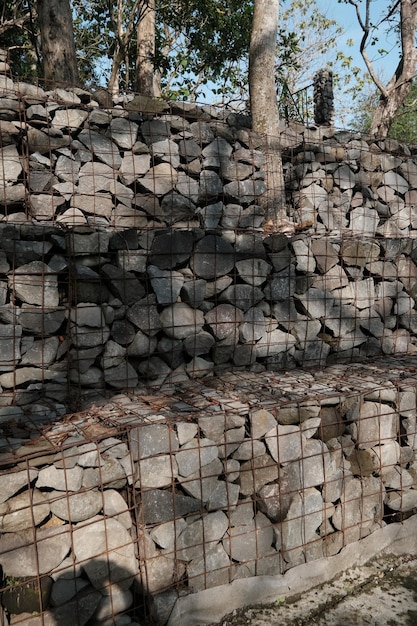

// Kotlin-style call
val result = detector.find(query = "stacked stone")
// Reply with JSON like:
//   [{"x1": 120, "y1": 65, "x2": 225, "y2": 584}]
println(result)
[
  {"x1": 3, "y1": 219, "x2": 417, "y2": 412},
  {"x1": 0, "y1": 357, "x2": 417, "y2": 625},
  {"x1": 284, "y1": 134, "x2": 417, "y2": 235},
  {"x1": 1, "y1": 74, "x2": 417, "y2": 407}
]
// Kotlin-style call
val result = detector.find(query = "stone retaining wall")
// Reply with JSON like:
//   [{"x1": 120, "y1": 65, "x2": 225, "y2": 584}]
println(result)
[
  {"x1": 2, "y1": 71, "x2": 417, "y2": 624},
  {"x1": 1, "y1": 71, "x2": 417, "y2": 412},
  {"x1": 1, "y1": 358, "x2": 417, "y2": 625}
]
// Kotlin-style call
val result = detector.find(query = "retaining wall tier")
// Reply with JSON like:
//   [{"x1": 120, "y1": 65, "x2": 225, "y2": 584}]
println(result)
[
  {"x1": 1, "y1": 77, "x2": 417, "y2": 412},
  {"x1": 1, "y1": 357, "x2": 417, "y2": 624},
  {"x1": 2, "y1": 72, "x2": 417, "y2": 625}
]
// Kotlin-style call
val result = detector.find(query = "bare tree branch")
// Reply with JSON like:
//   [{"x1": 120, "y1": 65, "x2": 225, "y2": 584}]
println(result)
[{"x1": 0, "y1": 12, "x2": 31, "y2": 36}]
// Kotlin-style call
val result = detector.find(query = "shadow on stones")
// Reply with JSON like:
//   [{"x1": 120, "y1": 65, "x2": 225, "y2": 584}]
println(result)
[{"x1": 0, "y1": 558, "x2": 156, "y2": 626}]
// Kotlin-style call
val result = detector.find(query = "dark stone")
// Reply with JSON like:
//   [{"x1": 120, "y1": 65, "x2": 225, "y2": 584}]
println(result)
[
  {"x1": 191, "y1": 235, "x2": 235, "y2": 279},
  {"x1": 139, "y1": 488, "x2": 201, "y2": 525},
  {"x1": 101, "y1": 264, "x2": 145, "y2": 305},
  {"x1": 141, "y1": 119, "x2": 171, "y2": 144},
  {"x1": 127, "y1": 295, "x2": 162, "y2": 336},
  {"x1": 181, "y1": 279, "x2": 207, "y2": 308},
  {"x1": 264, "y1": 267, "x2": 296, "y2": 301},
  {"x1": 111, "y1": 319, "x2": 136, "y2": 345},
  {"x1": 19, "y1": 307, "x2": 66, "y2": 335},
  {"x1": 157, "y1": 336, "x2": 185, "y2": 368},
  {"x1": 149, "y1": 231, "x2": 195, "y2": 269},
  {"x1": 109, "y1": 229, "x2": 139, "y2": 251},
  {"x1": 178, "y1": 139, "x2": 202, "y2": 162},
  {"x1": 160, "y1": 192, "x2": 196, "y2": 224},
  {"x1": 219, "y1": 284, "x2": 264, "y2": 312}
]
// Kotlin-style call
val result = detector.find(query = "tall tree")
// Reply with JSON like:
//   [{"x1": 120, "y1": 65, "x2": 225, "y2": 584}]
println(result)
[
  {"x1": 107, "y1": 0, "x2": 145, "y2": 97},
  {"x1": 249, "y1": 0, "x2": 287, "y2": 226},
  {"x1": 135, "y1": 0, "x2": 158, "y2": 95},
  {"x1": 37, "y1": 0, "x2": 80, "y2": 87},
  {"x1": 342, "y1": 0, "x2": 417, "y2": 138}
]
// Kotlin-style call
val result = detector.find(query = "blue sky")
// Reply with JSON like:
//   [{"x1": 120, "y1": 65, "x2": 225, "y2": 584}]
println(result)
[{"x1": 316, "y1": 0, "x2": 400, "y2": 82}]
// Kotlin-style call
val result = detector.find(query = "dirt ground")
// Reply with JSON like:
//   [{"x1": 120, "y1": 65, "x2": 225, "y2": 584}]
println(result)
[{"x1": 215, "y1": 555, "x2": 417, "y2": 626}]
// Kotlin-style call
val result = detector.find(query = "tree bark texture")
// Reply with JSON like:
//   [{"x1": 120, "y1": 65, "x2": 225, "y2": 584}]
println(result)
[
  {"x1": 369, "y1": 0, "x2": 417, "y2": 137},
  {"x1": 37, "y1": 0, "x2": 80, "y2": 88},
  {"x1": 249, "y1": 0, "x2": 286, "y2": 225},
  {"x1": 135, "y1": 0, "x2": 159, "y2": 96}
]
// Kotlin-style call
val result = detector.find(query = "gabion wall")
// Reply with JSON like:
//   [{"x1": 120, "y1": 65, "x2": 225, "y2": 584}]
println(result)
[
  {"x1": 1, "y1": 68, "x2": 417, "y2": 625},
  {"x1": 1, "y1": 72, "x2": 417, "y2": 412}
]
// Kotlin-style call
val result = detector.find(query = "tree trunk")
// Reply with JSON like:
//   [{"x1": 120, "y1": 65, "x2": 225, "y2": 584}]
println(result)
[
  {"x1": 249, "y1": 0, "x2": 287, "y2": 227},
  {"x1": 369, "y1": 0, "x2": 417, "y2": 137},
  {"x1": 37, "y1": 0, "x2": 80, "y2": 88},
  {"x1": 135, "y1": 0, "x2": 159, "y2": 96}
]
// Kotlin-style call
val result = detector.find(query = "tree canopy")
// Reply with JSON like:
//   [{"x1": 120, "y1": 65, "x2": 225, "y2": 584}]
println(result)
[{"x1": 1, "y1": 0, "x2": 417, "y2": 138}]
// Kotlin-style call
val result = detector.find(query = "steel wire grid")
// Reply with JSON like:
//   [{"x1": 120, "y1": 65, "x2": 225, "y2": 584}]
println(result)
[
  {"x1": 1, "y1": 77, "x2": 417, "y2": 624},
  {"x1": 0, "y1": 357, "x2": 417, "y2": 624}
]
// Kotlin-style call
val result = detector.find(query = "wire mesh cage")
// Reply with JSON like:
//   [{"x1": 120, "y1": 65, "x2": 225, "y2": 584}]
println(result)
[{"x1": 2, "y1": 63, "x2": 417, "y2": 625}]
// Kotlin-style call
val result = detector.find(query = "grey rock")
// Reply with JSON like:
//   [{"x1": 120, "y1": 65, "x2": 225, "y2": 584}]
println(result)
[
  {"x1": 219, "y1": 284, "x2": 264, "y2": 312},
  {"x1": 348, "y1": 401, "x2": 399, "y2": 448},
  {"x1": 148, "y1": 265, "x2": 184, "y2": 304},
  {"x1": 50, "y1": 577, "x2": 91, "y2": 607},
  {"x1": 101, "y1": 264, "x2": 145, "y2": 305},
  {"x1": 36, "y1": 465, "x2": 84, "y2": 491},
  {"x1": 199, "y1": 170, "x2": 223, "y2": 200},
  {"x1": 141, "y1": 119, "x2": 171, "y2": 144},
  {"x1": 72, "y1": 516, "x2": 139, "y2": 592},
  {"x1": 102, "y1": 490, "x2": 132, "y2": 529},
  {"x1": 178, "y1": 138, "x2": 202, "y2": 162},
  {"x1": 127, "y1": 295, "x2": 162, "y2": 335},
  {"x1": 181, "y1": 278, "x2": 207, "y2": 308},
  {"x1": 108, "y1": 117, "x2": 139, "y2": 149},
  {"x1": 235, "y1": 258, "x2": 271, "y2": 286},
  {"x1": 175, "y1": 438, "x2": 219, "y2": 477},
  {"x1": 184, "y1": 330, "x2": 215, "y2": 356},
  {"x1": 0, "y1": 526, "x2": 72, "y2": 576},
  {"x1": 139, "y1": 489, "x2": 201, "y2": 525},
  {"x1": 239, "y1": 307, "x2": 266, "y2": 342},
  {"x1": 265, "y1": 424, "x2": 304, "y2": 464},
  {"x1": 255, "y1": 328, "x2": 296, "y2": 358},
  {"x1": 198, "y1": 201, "x2": 223, "y2": 228},
  {"x1": 134, "y1": 455, "x2": 178, "y2": 489},
  {"x1": 0, "y1": 489, "x2": 50, "y2": 532},
  {"x1": 239, "y1": 453, "x2": 280, "y2": 497},
  {"x1": 188, "y1": 543, "x2": 231, "y2": 591},
  {"x1": 0, "y1": 145, "x2": 22, "y2": 182},
  {"x1": 159, "y1": 302, "x2": 204, "y2": 339},
  {"x1": 78, "y1": 129, "x2": 122, "y2": 168},
  {"x1": 48, "y1": 490, "x2": 103, "y2": 522},
  {"x1": 0, "y1": 468, "x2": 38, "y2": 504},
  {"x1": 205, "y1": 304, "x2": 244, "y2": 340},
  {"x1": 0, "y1": 323, "x2": 22, "y2": 362},
  {"x1": 281, "y1": 488, "x2": 324, "y2": 556},
  {"x1": 129, "y1": 423, "x2": 179, "y2": 460},
  {"x1": 177, "y1": 458, "x2": 223, "y2": 502},
  {"x1": 223, "y1": 511, "x2": 274, "y2": 562},
  {"x1": 264, "y1": 266, "x2": 296, "y2": 301},
  {"x1": 127, "y1": 330, "x2": 157, "y2": 357},
  {"x1": 11, "y1": 261, "x2": 58, "y2": 307},
  {"x1": 139, "y1": 163, "x2": 178, "y2": 195},
  {"x1": 176, "y1": 510, "x2": 228, "y2": 561},
  {"x1": 295, "y1": 287, "x2": 334, "y2": 319},
  {"x1": 52, "y1": 107, "x2": 88, "y2": 130},
  {"x1": 149, "y1": 230, "x2": 195, "y2": 269},
  {"x1": 224, "y1": 179, "x2": 267, "y2": 203}
]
